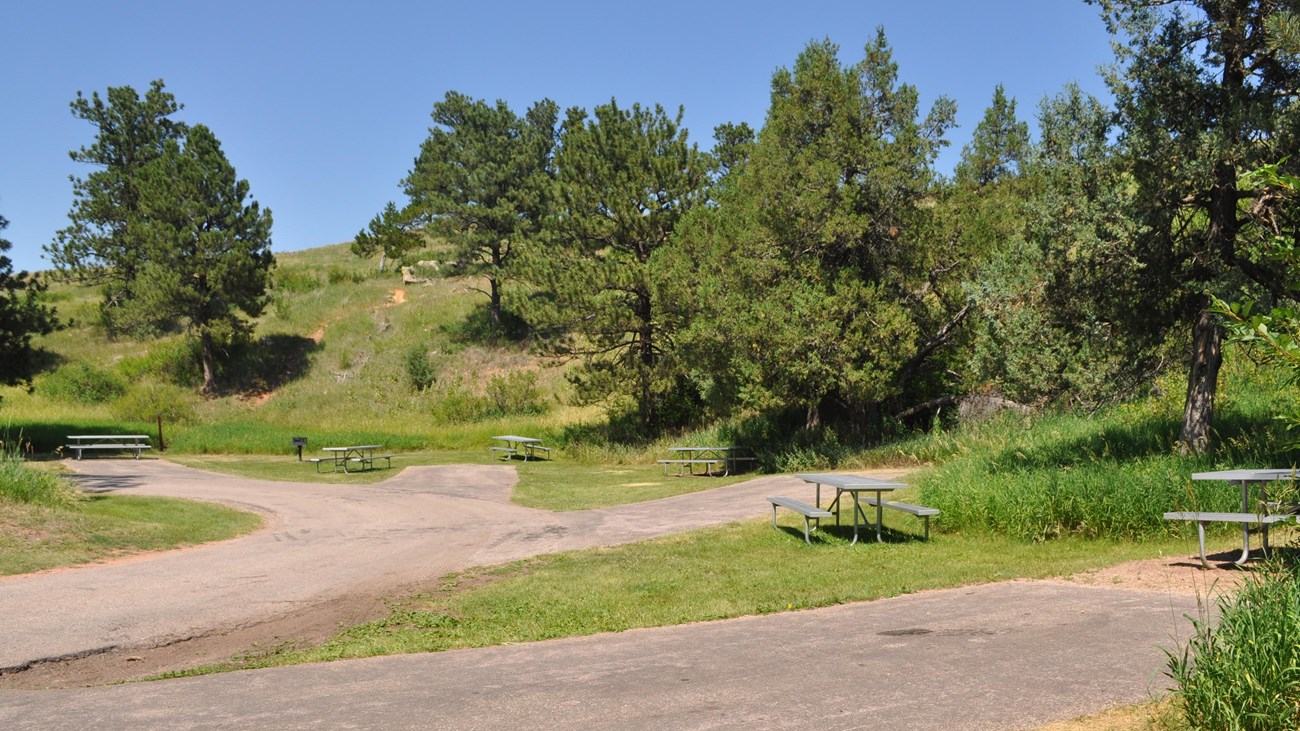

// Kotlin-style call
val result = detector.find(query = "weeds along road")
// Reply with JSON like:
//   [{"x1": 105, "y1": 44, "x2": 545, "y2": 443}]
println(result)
[{"x1": 0, "y1": 459, "x2": 812, "y2": 674}]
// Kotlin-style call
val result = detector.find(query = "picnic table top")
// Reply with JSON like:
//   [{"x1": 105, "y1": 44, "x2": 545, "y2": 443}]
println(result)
[
  {"x1": 794, "y1": 473, "x2": 907, "y2": 489},
  {"x1": 1192, "y1": 468, "x2": 1300, "y2": 482},
  {"x1": 67, "y1": 434, "x2": 152, "y2": 440},
  {"x1": 491, "y1": 435, "x2": 543, "y2": 444},
  {"x1": 321, "y1": 445, "x2": 383, "y2": 452},
  {"x1": 668, "y1": 446, "x2": 749, "y2": 453}
]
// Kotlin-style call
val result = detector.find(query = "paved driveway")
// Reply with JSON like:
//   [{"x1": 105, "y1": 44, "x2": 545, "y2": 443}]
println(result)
[{"x1": 0, "y1": 460, "x2": 1203, "y2": 729}]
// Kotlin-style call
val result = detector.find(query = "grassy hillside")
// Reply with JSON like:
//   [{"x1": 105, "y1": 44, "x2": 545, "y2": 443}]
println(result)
[{"x1": 3, "y1": 243, "x2": 598, "y2": 455}]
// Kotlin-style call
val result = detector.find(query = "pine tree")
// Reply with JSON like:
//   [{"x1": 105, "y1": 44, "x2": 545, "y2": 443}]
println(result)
[
  {"x1": 401, "y1": 92, "x2": 558, "y2": 328},
  {"x1": 45, "y1": 80, "x2": 187, "y2": 333},
  {"x1": 0, "y1": 210, "x2": 57, "y2": 387},
  {"x1": 525, "y1": 100, "x2": 708, "y2": 431},
  {"x1": 126, "y1": 125, "x2": 274, "y2": 394}
]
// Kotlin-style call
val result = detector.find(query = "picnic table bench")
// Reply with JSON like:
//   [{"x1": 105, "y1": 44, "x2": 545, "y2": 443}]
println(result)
[
  {"x1": 861, "y1": 496, "x2": 940, "y2": 540},
  {"x1": 65, "y1": 435, "x2": 152, "y2": 459},
  {"x1": 767, "y1": 496, "x2": 833, "y2": 544}
]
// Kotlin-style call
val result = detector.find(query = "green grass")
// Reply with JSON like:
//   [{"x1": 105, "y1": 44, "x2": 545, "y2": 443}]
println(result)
[
  {"x1": 1169, "y1": 566, "x2": 1300, "y2": 731},
  {"x1": 0, "y1": 494, "x2": 263, "y2": 575},
  {"x1": 162, "y1": 517, "x2": 1192, "y2": 677}
]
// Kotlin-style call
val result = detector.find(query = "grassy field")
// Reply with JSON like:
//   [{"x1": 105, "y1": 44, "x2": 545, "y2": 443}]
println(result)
[{"x1": 0, "y1": 493, "x2": 262, "y2": 575}]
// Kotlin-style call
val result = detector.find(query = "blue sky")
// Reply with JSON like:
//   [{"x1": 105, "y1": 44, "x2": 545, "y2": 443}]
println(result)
[{"x1": 1, "y1": 1, "x2": 1116, "y2": 273}]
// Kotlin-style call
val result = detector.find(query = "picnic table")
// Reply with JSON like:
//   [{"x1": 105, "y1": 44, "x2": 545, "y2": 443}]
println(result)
[
  {"x1": 795, "y1": 473, "x2": 908, "y2": 544},
  {"x1": 490, "y1": 435, "x2": 552, "y2": 461},
  {"x1": 313, "y1": 445, "x2": 393, "y2": 473},
  {"x1": 65, "y1": 434, "x2": 152, "y2": 459},
  {"x1": 657, "y1": 446, "x2": 755, "y2": 476},
  {"x1": 1165, "y1": 469, "x2": 1300, "y2": 568}
]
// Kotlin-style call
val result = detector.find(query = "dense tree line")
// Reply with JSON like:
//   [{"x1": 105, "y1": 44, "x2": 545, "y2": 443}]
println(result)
[
  {"x1": 13, "y1": 2, "x2": 1296, "y2": 451},
  {"x1": 367, "y1": 0, "x2": 1300, "y2": 448}
]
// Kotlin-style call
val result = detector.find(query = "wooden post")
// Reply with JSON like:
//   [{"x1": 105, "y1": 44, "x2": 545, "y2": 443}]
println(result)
[{"x1": 157, "y1": 414, "x2": 165, "y2": 452}]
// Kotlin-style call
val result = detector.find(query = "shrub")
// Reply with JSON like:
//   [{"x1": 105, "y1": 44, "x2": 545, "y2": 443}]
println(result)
[
  {"x1": 275, "y1": 269, "x2": 322, "y2": 293},
  {"x1": 405, "y1": 345, "x2": 437, "y2": 392},
  {"x1": 485, "y1": 371, "x2": 545, "y2": 416},
  {"x1": 40, "y1": 362, "x2": 127, "y2": 403},
  {"x1": 1169, "y1": 568, "x2": 1300, "y2": 730},
  {"x1": 118, "y1": 339, "x2": 203, "y2": 387},
  {"x1": 0, "y1": 436, "x2": 81, "y2": 506},
  {"x1": 112, "y1": 381, "x2": 200, "y2": 423}
]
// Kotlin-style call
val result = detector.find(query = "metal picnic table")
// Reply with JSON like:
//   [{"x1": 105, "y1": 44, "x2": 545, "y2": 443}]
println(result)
[
  {"x1": 319, "y1": 445, "x2": 386, "y2": 473},
  {"x1": 795, "y1": 473, "x2": 907, "y2": 544},
  {"x1": 65, "y1": 434, "x2": 153, "y2": 459},
  {"x1": 490, "y1": 435, "x2": 552, "y2": 461}
]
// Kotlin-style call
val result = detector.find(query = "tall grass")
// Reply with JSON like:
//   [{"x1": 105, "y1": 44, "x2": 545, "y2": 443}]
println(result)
[
  {"x1": 0, "y1": 434, "x2": 81, "y2": 506},
  {"x1": 1168, "y1": 567, "x2": 1300, "y2": 730},
  {"x1": 914, "y1": 361, "x2": 1300, "y2": 541}
]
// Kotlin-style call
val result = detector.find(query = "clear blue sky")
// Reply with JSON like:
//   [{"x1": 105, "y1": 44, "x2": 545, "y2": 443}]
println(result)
[{"x1": 1, "y1": 1, "x2": 1116, "y2": 273}]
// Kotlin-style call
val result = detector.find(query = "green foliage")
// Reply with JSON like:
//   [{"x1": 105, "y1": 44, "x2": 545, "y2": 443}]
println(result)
[
  {"x1": 44, "y1": 79, "x2": 188, "y2": 334},
  {"x1": 352, "y1": 201, "x2": 425, "y2": 272},
  {"x1": 953, "y1": 84, "x2": 1029, "y2": 187},
  {"x1": 118, "y1": 338, "x2": 203, "y2": 387},
  {"x1": 0, "y1": 436, "x2": 81, "y2": 507},
  {"x1": 485, "y1": 370, "x2": 545, "y2": 417},
  {"x1": 40, "y1": 361, "x2": 126, "y2": 403},
  {"x1": 404, "y1": 343, "x2": 437, "y2": 392},
  {"x1": 1169, "y1": 569, "x2": 1300, "y2": 731},
  {"x1": 0, "y1": 210, "x2": 57, "y2": 387},
  {"x1": 917, "y1": 367, "x2": 1299, "y2": 541},
  {"x1": 401, "y1": 91, "x2": 558, "y2": 327},
  {"x1": 1098, "y1": 0, "x2": 1300, "y2": 450},
  {"x1": 111, "y1": 381, "x2": 200, "y2": 423},
  {"x1": 126, "y1": 123, "x2": 275, "y2": 393},
  {"x1": 522, "y1": 98, "x2": 708, "y2": 432},
  {"x1": 664, "y1": 32, "x2": 960, "y2": 432}
]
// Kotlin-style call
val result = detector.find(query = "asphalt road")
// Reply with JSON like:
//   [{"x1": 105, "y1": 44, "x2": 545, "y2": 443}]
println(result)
[{"x1": 0, "y1": 460, "x2": 1204, "y2": 729}]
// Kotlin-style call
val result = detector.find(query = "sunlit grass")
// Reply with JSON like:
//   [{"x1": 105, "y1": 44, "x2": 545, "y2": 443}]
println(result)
[{"x1": 0, "y1": 494, "x2": 262, "y2": 575}]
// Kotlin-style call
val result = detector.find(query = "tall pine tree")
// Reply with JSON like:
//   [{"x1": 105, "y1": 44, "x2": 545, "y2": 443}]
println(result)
[{"x1": 45, "y1": 80, "x2": 187, "y2": 334}]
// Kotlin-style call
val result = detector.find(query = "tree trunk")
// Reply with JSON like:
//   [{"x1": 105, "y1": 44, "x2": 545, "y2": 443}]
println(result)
[
  {"x1": 1178, "y1": 304, "x2": 1222, "y2": 455},
  {"x1": 489, "y1": 276, "x2": 502, "y2": 327},
  {"x1": 199, "y1": 331, "x2": 218, "y2": 395},
  {"x1": 377, "y1": 251, "x2": 387, "y2": 273},
  {"x1": 805, "y1": 403, "x2": 820, "y2": 431}
]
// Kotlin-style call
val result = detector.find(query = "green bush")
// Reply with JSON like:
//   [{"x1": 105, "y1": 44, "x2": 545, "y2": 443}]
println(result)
[
  {"x1": 0, "y1": 437, "x2": 81, "y2": 506},
  {"x1": 111, "y1": 381, "x2": 200, "y2": 424},
  {"x1": 485, "y1": 371, "x2": 545, "y2": 416},
  {"x1": 1169, "y1": 568, "x2": 1300, "y2": 730},
  {"x1": 275, "y1": 269, "x2": 322, "y2": 293},
  {"x1": 118, "y1": 339, "x2": 203, "y2": 387},
  {"x1": 40, "y1": 362, "x2": 127, "y2": 403},
  {"x1": 404, "y1": 345, "x2": 437, "y2": 392}
]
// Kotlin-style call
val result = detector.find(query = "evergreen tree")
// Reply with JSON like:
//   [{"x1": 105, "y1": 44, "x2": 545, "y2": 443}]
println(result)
[
  {"x1": 953, "y1": 84, "x2": 1029, "y2": 188},
  {"x1": 0, "y1": 210, "x2": 57, "y2": 387},
  {"x1": 44, "y1": 80, "x2": 187, "y2": 333},
  {"x1": 526, "y1": 100, "x2": 708, "y2": 431},
  {"x1": 669, "y1": 33, "x2": 960, "y2": 431},
  {"x1": 352, "y1": 201, "x2": 424, "y2": 273},
  {"x1": 401, "y1": 92, "x2": 558, "y2": 328},
  {"x1": 1096, "y1": 0, "x2": 1300, "y2": 452},
  {"x1": 126, "y1": 124, "x2": 274, "y2": 394}
]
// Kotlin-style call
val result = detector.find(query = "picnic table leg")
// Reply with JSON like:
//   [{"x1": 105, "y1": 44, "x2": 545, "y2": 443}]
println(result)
[{"x1": 1235, "y1": 480, "x2": 1253, "y2": 566}]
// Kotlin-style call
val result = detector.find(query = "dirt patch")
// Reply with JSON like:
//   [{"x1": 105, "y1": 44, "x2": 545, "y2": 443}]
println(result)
[
  {"x1": 388, "y1": 288, "x2": 406, "y2": 306},
  {"x1": 0, "y1": 584, "x2": 399, "y2": 689},
  {"x1": 1056, "y1": 553, "x2": 1250, "y2": 598}
]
